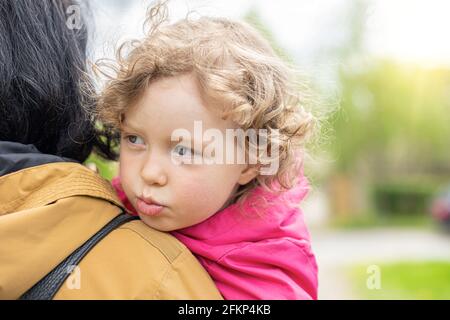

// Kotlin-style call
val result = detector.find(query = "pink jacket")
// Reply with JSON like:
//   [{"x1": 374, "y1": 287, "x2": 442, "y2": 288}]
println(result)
[{"x1": 112, "y1": 175, "x2": 318, "y2": 300}]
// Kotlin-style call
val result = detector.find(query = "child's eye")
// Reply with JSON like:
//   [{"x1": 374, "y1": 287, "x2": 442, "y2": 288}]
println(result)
[
  {"x1": 172, "y1": 145, "x2": 193, "y2": 157},
  {"x1": 126, "y1": 135, "x2": 145, "y2": 145}
]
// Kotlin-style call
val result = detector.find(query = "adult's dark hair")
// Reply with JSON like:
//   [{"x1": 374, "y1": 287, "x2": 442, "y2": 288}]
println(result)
[{"x1": 0, "y1": 0, "x2": 118, "y2": 162}]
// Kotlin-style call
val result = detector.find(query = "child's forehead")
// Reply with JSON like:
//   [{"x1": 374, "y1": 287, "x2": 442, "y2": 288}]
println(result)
[
  {"x1": 122, "y1": 75, "x2": 234, "y2": 132},
  {"x1": 121, "y1": 97, "x2": 237, "y2": 138}
]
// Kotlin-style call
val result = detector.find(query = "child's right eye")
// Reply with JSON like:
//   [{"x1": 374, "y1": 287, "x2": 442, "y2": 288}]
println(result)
[{"x1": 126, "y1": 135, "x2": 145, "y2": 145}]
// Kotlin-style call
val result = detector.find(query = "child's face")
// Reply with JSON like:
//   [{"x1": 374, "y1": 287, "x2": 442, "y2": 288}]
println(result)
[{"x1": 119, "y1": 73, "x2": 257, "y2": 231}]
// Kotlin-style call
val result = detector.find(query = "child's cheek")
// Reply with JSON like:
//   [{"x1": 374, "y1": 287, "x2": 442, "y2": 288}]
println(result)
[
  {"x1": 176, "y1": 179, "x2": 205, "y2": 202},
  {"x1": 176, "y1": 176, "x2": 227, "y2": 215},
  {"x1": 119, "y1": 152, "x2": 140, "y2": 195},
  {"x1": 175, "y1": 177, "x2": 210, "y2": 204}
]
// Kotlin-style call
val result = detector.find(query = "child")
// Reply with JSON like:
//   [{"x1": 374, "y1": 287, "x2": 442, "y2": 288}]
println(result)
[{"x1": 97, "y1": 4, "x2": 318, "y2": 300}]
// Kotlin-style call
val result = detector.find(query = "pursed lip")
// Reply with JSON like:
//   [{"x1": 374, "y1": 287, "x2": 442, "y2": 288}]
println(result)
[
  {"x1": 136, "y1": 196, "x2": 166, "y2": 217},
  {"x1": 137, "y1": 197, "x2": 165, "y2": 207},
  {"x1": 137, "y1": 196, "x2": 164, "y2": 207}
]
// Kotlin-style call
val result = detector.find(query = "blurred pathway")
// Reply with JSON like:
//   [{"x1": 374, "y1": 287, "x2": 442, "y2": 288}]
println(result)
[{"x1": 309, "y1": 227, "x2": 450, "y2": 299}]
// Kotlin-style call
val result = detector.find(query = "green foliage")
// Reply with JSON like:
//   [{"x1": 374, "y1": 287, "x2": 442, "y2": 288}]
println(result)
[
  {"x1": 372, "y1": 180, "x2": 439, "y2": 216},
  {"x1": 330, "y1": 211, "x2": 434, "y2": 229},
  {"x1": 330, "y1": 60, "x2": 450, "y2": 174},
  {"x1": 84, "y1": 153, "x2": 118, "y2": 181}
]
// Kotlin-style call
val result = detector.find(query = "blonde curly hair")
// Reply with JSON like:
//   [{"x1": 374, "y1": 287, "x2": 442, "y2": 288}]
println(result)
[{"x1": 96, "y1": 2, "x2": 317, "y2": 205}]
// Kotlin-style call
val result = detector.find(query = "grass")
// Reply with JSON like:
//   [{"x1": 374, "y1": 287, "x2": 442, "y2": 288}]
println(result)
[{"x1": 349, "y1": 261, "x2": 450, "y2": 299}]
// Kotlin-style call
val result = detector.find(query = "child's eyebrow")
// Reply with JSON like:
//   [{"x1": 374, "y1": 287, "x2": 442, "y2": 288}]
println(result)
[
  {"x1": 121, "y1": 120, "x2": 143, "y2": 132},
  {"x1": 170, "y1": 136, "x2": 194, "y2": 145}
]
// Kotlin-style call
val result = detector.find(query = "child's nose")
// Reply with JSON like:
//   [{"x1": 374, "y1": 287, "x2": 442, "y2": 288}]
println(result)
[{"x1": 140, "y1": 152, "x2": 168, "y2": 186}]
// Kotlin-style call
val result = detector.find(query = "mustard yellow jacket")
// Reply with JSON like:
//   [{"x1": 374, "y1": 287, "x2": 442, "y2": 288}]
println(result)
[{"x1": 0, "y1": 160, "x2": 222, "y2": 300}]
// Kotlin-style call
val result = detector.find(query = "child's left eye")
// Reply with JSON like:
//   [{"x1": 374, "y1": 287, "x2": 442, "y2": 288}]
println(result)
[{"x1": 172, "y1": 145, "x2": 193, "y2": 157}]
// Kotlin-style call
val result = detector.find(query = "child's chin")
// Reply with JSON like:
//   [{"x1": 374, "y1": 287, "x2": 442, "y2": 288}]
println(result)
[{"x1": 137, "y1": 213, "x2": 177, "y2": 232}]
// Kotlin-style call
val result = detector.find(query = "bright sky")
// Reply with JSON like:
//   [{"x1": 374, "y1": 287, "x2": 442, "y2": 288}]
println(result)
[
  {"x1": 90, "y1": 0, "x2": 450, "y2": 68},
  {"x1": 367, "y1": 0, "x2": 450, "y2": 67}
]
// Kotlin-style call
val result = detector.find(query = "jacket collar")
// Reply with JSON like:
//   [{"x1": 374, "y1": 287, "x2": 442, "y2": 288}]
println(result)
[
  {"x1": 0, "y1": 141, "x2": 77, "y2": 176},
  {"x1": 0, "y1": 141, "x2": 123, "y2": 215}
]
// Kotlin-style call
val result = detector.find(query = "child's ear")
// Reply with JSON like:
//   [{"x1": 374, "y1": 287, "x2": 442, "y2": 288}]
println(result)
[{"x1": 237, "y1": 165, "x2": 260, "y2": 185}]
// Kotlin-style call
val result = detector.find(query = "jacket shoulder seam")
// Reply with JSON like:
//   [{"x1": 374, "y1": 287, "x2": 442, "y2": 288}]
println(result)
[
  {"x1": 117, "y1": 225, "x2": 184, "y2": 263},
  {"x1": 152, "y1": 251, "x2": 191, "y2": 299}
]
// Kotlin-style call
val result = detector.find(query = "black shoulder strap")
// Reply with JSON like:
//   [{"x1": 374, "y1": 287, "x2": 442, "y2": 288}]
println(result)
[{"x1": 20, "y1": 213, "x2": 138, "y2": 300}]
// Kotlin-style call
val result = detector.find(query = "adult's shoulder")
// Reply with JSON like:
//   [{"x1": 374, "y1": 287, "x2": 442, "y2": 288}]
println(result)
[{"x1": 54, "y1": 220, "x2": 223, "y2": 300}]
